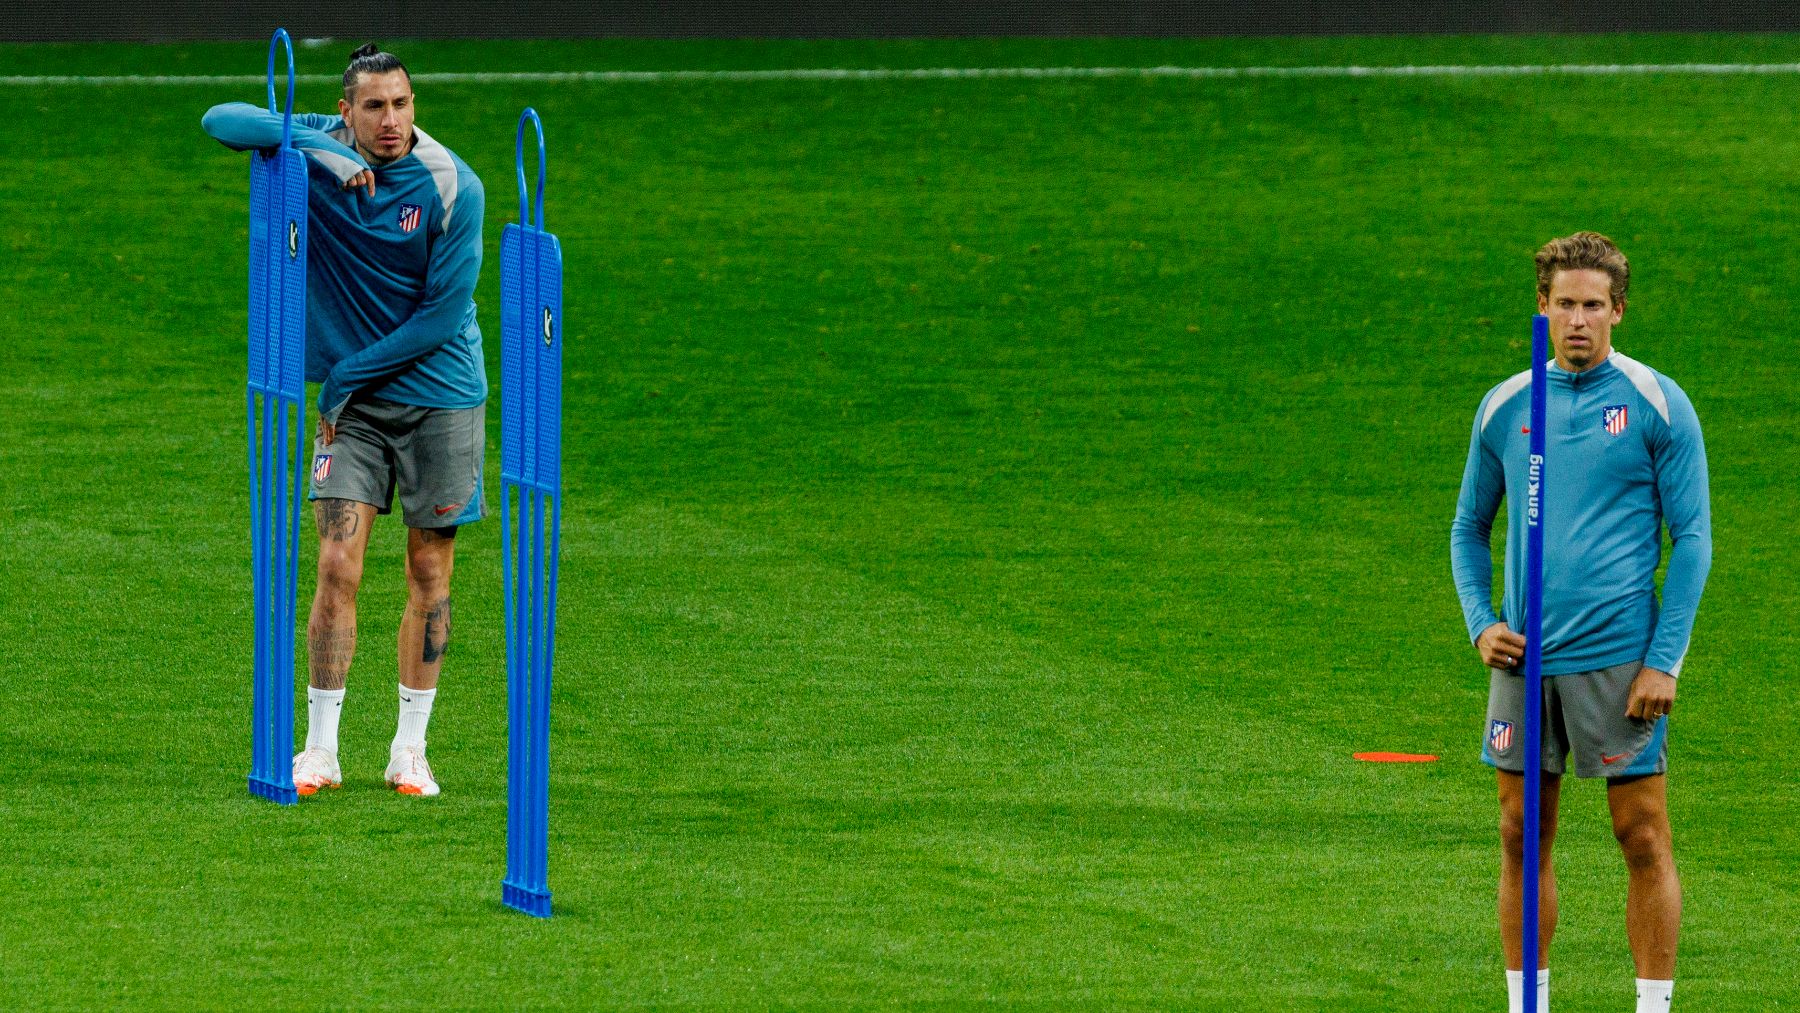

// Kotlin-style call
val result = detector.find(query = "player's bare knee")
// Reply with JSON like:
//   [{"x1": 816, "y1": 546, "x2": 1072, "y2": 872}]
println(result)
[
  {"x1": 1499, "y1": 812, "x2": 1528, "y2": 859},
  {"x1": 406, "y1": 561, "x2": 453, "y2": 597},
  {"x1": 1500, "y1": 813, "x2": 1557, "y2": 863},
  {"x1": 316, "y1": 548, "x2": 364, "y2": 598},
  {"x1": 404, "y1": 560, "x2": 451, "y2": 599},
  {"x1": 1613, "y1": 818, "x2": 1670, "y2": 869}
]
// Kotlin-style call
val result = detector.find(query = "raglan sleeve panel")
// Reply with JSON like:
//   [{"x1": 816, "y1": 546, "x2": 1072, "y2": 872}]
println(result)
[
  {"x1": 1451, "y1": 390, "x2": 1508, "y2": 644},
  {"x1": 1646, "y1": 377, "x2": 1711, "y2": 676}
]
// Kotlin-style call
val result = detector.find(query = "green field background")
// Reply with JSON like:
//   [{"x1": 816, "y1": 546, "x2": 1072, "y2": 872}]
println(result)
[{"x1": 1, "y1": 35, "x2": 1796, "y2": 1010}]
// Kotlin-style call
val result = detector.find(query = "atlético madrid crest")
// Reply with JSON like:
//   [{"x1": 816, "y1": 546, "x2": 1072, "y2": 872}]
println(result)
[
  {"x1": 397, "y1": 203, "x2": 422, "y2": 233},
  {"x1": 1489, "y1": 719, "x2": 1514, "y2": 752},
  {"x1": 1603, "y1": 404, "x2": 1629, "y2": 436}
]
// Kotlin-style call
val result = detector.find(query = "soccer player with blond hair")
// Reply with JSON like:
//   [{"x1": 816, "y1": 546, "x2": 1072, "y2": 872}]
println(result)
[{"x1": 1452, "y1": 232, "x2": 1711, "y2": 1012}]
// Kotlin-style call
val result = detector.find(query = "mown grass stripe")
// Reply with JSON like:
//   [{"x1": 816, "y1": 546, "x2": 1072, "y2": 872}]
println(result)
[{"x1": 10, "y1": 61, "x2": 1800, "y2": 86}]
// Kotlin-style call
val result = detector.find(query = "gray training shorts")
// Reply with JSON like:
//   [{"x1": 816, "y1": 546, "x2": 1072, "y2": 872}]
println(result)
[
  {"x1": 309, "y1": 398, "x2": 487, "y2": 529},
  {"x1": 1482, "y1": 660, "x2": 1668, "y2": 780}
]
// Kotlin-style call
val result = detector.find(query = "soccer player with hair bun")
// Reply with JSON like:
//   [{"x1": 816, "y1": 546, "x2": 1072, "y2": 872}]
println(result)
[{"x1": 204, "y1": 43, "x2": 488, "y2": 799}]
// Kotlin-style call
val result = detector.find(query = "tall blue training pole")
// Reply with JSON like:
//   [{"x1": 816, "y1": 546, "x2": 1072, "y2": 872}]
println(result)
[
  {"x1": 1521, "y1": 313, "x2": 1549, "y2": 1007},
  {"x1": 246, "y1": 28, "x2": 307, "y2": 806},
  {"x1": 501, "y1": 108, "x2": 563, "y2": 917}
]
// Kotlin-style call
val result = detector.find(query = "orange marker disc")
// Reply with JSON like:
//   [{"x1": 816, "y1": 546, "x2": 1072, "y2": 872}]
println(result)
[{"x1": 1353, "y1": 752, "x2": 1439, "y2": 763}]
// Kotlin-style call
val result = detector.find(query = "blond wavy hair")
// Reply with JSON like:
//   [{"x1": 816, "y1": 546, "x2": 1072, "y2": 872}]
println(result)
[{"x1": 1535, "y1": 231, "x2": 1629, "y2": 305}]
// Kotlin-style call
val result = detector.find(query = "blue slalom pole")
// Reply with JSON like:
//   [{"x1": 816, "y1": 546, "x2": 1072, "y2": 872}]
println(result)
[
  {"x1": 525, "y1": 489, "x2": 544, "y2": 892},
  {"x1": 501, "y1": 108, "x2": 562, "y2": 917},
  {"x1": 246, "y1": 27, "x2": 303, "y2": 805},
  {"x1": 1522, "y1": 313, "x2": 1549, "y2": 1009},
  {"x1": 538, "y1": 492, "x2": 561, "y2": 892},
  {"x1": 262, "y1": 396, "x2": 277, "y2": 780},
  {"x1": 502, "y1": 487, "x2": 520, "y2": 882},
  {"x1": 246, "y1": 395, "x2": 263, "y2": 784}
]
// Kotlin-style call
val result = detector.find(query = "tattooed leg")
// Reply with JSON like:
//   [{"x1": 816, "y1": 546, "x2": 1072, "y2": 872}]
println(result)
[
  {"x1": 317, "y1": 497, "x2": 363, "y2": 543},
  {"x1": 398, "y1": 596, "x2": 452, "y2": 687},
  {"x1": 308, "y1": 499, "x2": 375, "y2": 691},
  {"x1": 421, "y1": 598, "x2": 452, "y2": 664},
  {"x1": 308, "y1": 628, "x2": 357, "y2": 691},
  {"x1": 400, "y1": 526, "x2": 458, "y2": 691}
]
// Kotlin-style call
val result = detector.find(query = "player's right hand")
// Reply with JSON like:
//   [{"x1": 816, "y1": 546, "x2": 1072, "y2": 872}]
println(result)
[
  {"x1": 1476, "y1": 622, "x2": 1528, "y2": 670},
  {"x1": 343, "y1": 169, "x2": 375, "y2": 196}
]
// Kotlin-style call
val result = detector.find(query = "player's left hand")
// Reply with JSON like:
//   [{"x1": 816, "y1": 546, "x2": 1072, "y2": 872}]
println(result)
[
  {"x1": 343, "y1": 169, "x2": 376, "y2": 196},
  {"x1": 1625, "y1": 667, "x2": 1677, "y2": 721},
  {"x1": 318, "y1": 417, "x2": 337, "y2": 446}
]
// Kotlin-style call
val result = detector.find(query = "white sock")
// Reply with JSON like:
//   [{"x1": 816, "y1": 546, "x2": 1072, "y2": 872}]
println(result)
[
  {"x1": 1506, "y1": 968, "x2": 1550, "y2": 1013},
  {"x1": 393, "y1": 684, "x2": 436, "y2": 753},
  {"x1": 305, "y1": 687, "x2": 345, "y2": 753},
  {"x1": 1636, "y1": 978, "x2": 1673, "y2": 1011}
]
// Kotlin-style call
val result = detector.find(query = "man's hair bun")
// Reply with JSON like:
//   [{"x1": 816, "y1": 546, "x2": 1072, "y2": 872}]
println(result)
[{"x1": 343, "y1": 44, "x2": 409, "y2": 96}]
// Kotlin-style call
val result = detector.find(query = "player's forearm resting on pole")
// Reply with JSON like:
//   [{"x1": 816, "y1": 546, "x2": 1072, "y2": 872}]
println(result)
[{"x1": 202, "y1": 103, "x2": 369, "y2": 185}]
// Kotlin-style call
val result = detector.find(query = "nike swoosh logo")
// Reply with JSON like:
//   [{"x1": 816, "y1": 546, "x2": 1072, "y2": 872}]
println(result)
[
  {"x1": 1602, "y1": 752, "x2": 1629, "y2": 765},
  {"x1": 433, "y1": 503, "x2": 461, "y2": 516}
]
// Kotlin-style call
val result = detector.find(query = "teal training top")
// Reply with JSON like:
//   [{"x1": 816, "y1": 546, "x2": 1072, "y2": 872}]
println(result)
[
  {"x1": 1451, "y1": 351, "x2": 1712, "y2": 677},
  {"x1": 202, "y1": 103, "x2": 486, "y2": 421}
]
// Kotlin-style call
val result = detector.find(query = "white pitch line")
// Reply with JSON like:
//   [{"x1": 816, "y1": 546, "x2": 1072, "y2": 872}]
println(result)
[{"x1": 7, "y1": 62, "x2": 1800, "y2": 86}]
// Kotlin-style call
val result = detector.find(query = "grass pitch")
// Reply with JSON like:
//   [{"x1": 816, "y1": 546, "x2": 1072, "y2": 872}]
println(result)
[{"x1": 2, "y1": 34, "x2": 1799, "y2": 1010}]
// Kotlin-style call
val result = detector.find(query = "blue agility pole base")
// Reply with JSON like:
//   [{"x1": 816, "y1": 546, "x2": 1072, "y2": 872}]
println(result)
[
  {"x1": 1521, "y1": 313, "x2": 1549, "y2": 1008},
  {"x1": 501, "y1": 108, "x2": 563, "y2": 917},
  {"x1": 247, "y1": 28, "x2": 306, "y2": 806}
]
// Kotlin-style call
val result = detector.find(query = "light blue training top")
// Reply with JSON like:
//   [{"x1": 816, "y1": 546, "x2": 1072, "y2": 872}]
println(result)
[
  {"x1": 202, "y1": 102, "x2": 486, "y2": 421},
  {"x1": 1451, "y1": 351, "x2": 1712, "y2": 677}
]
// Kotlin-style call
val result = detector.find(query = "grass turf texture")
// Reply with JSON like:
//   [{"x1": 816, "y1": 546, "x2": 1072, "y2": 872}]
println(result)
[{"x1": 2, "y1": 34, "x2": 1799, "y2": 1010}]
